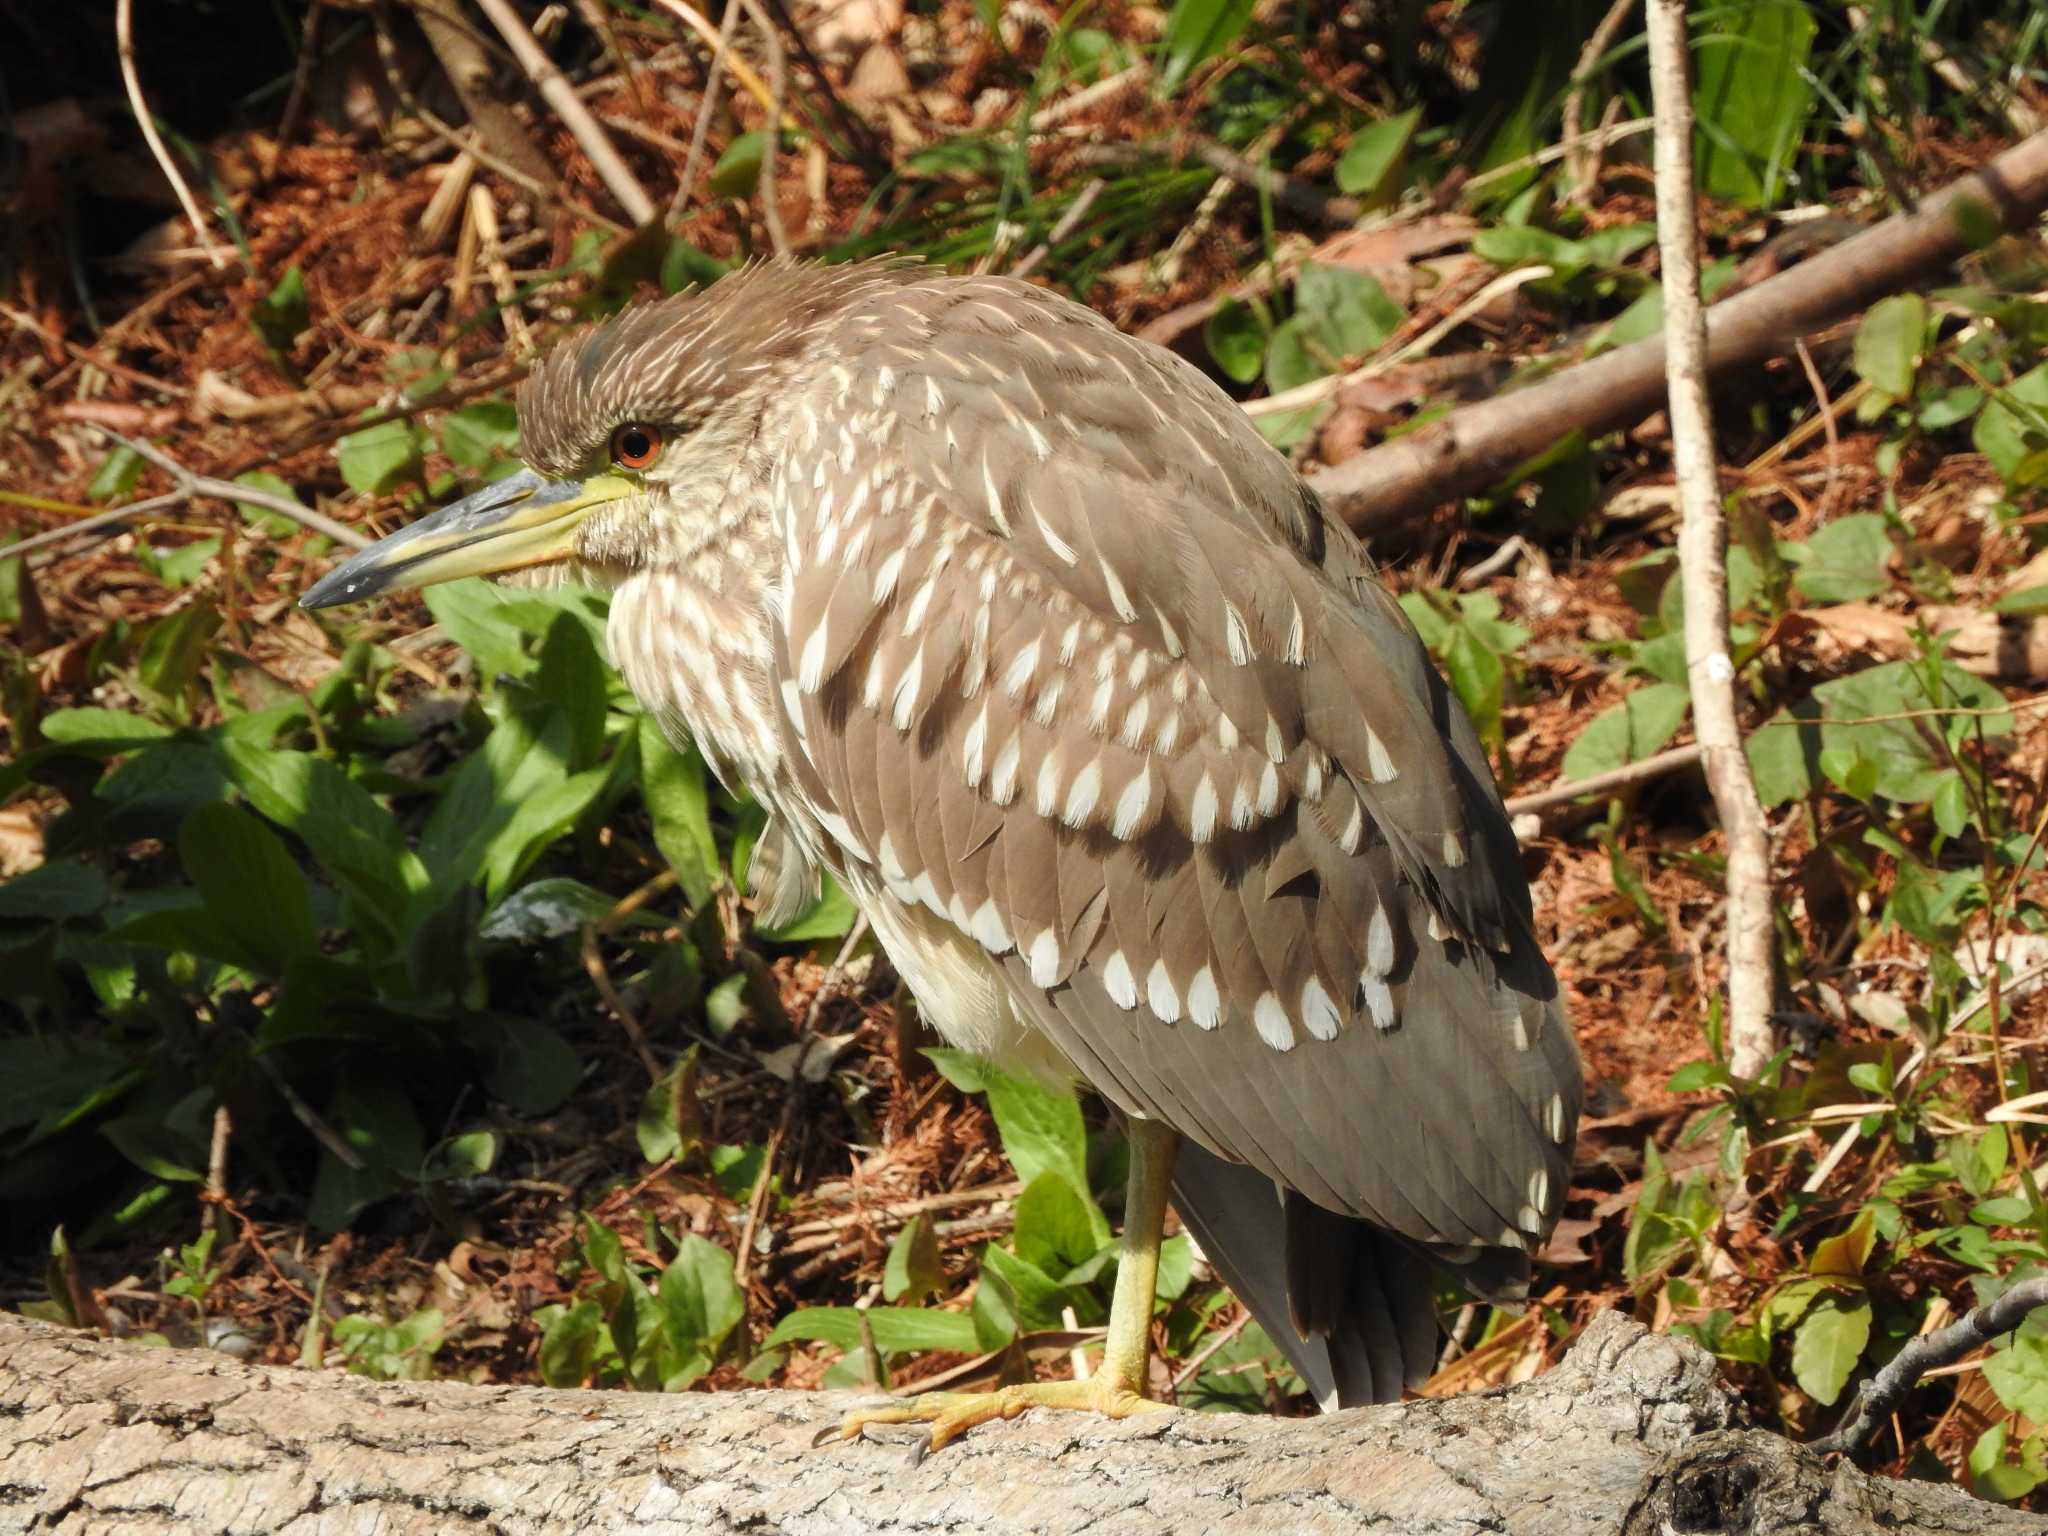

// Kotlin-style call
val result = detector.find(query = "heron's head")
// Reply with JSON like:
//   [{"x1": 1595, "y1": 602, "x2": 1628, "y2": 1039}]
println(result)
[{"x1": 302, "y1": 261, "x2": 887, "y2": 609}]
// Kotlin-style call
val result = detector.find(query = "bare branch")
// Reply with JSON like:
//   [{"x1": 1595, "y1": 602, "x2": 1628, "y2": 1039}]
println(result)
[
  {"x1": 115, "y1": 0, "x2": 229, "y2": 270},
  {"x1": 1646, "y1": 0, "x2": 1776, "y2": 1081}
]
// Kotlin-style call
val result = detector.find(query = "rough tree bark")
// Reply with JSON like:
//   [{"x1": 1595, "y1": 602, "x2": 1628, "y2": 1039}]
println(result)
[{"x1": 0, "y1": 1312, "x2": 2031, "y2": 1535}]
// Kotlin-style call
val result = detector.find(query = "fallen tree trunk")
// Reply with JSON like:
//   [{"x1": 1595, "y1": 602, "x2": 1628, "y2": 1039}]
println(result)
[
  {"x1": 0, "y1": 1311, "x2": 2031, "y2": 1535},
  {"x1": 1310, "y1": 128, "x2": 2048, "y2": 539}
]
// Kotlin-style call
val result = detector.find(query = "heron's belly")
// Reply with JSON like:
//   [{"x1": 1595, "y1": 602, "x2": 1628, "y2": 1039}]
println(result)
[{"x1": 849, "y1": 873, "x2": 1078, "y2": 1088}]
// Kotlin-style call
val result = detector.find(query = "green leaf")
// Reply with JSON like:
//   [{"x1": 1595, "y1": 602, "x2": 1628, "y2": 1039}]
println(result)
[
  {"x1": 1205, "y1": 299, "x2": 1267, "y2": 385},
  {"x1": 251, "y1": 265, "x2": 309, "y2": 355},
  {"x1": 639, "y1": 718, "x2": 720, "y2": 907},
  {"x1": 979, "y1": 1243, "x2": 1075, "y2": 1333},
  {"x1": 479, "y1": 877, "x2": 619, "y2": 942},
  {"x1": 1691, "y1": 0, "x2": 1816, "y2": 207},
  {"x1": 216, "y1": 742, "x2": 427, "y2": 945},
  {"x1": 0, "y1": 862, "x2": 108, "y2": 921},
  {"x1": 1970, "y1": 1421, "x2": 2048, "y2": 1502},
  {"x1": 1975, "y1": 363, "x2": 2048, "y2": 487},
  {"x1": 657, "y1": 1234, "x2": 745, "y2": 1355},
  {"x1": 536, "y1": 612, "x2": 609, "y2": 770},
  {"x1": 1262, "y1": 316, "x2": 1323, "y2": 394},
  {"x1": 882, "y1": 1213, "x2": 944, "y2": 1305},
  {"x1": 231, "y1": 471, "x2": 308, "y2": 537},
  {"x1": 1852, "y1": 294, "x2": 1927, "y2": 399},
  {"x1": 1013, "y1": 1171, "x2": 1102, "y2": 1273},
  {"x1": 101, "y1": 1118, "x2": 205, "y2": 1183},
  {"x1": 636, "y1": 1048, "x2": 701, "y2": 1165},
  {"x1": 924, "y1": 1049, "x2": 1111, "y2": 1250},
  {"x1": 1995, "y1": 584, "x2": 2048, "y2": 616},
  {"x1": 89, "y1": 445, "x2": 145, "y2": 502},
  {"x1": 39, "y1": 708, "x2": 175, "y2": 745},
  {"x1": 484, "y1": 1017, "x2": 583, "y2": 1114},
  {"x1": 439, "y1": 401, "x2": 520, "y2": 471},
  {"x1": 1559, "y1": 683, "x2": 1691, "y2": 782},
  {"x1": 763, "y1": 1306, "x2": 980, "y2": 1356},
  {"x1": 178, "y1": 802, "x2": 318, "y2": 975},
  {"x1": 1808, "y1": 1210, "x2": 1876, "y2": 1279},
  {"x1": 1156, "y1": 0, "x2": 1254, "y2": 96},
  {"x1": 1811, "y1": 659, "x2": 2012, "y2": 804},
  {"x1": 1791, "y1": 514, "x2": 1892, "y2": 604},
  {"x1": 538, "y1": 1298, "x2": 610, "y2": 1387},
  {"x1": 1294, "y1": 263, "x2": 1403, "y2": 361},
  {"x1": 1334, "y1": 107, "x2": 1419, "y2": 199},
  {"x1": 1931, "y1": 773, "x2": 1973, "y2": 839},
  {"x1": 137, "y1": 536, "x2": 220, "y2": 589},
  {"x1": 1791, "y1": 1293, "x2": 1871, "y2": 1406},
  {"x1": 710, "y1": 132, "x2": 766, "y2": 198},
  {"x1": 753, "y1": 875, "x2": 857, "y2": 944},
  {"x1": 335, "y1": 419, "x2": 423, "y2": 496},
  {"x1": 1984, "y1": 1325, "x2": 2048, "y2": 1424},
  {"x1": 136, "y1": 604, "x2": 223, "y2": 721}
]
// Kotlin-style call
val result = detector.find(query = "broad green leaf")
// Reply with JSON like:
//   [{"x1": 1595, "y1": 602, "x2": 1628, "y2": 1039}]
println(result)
[
  {"x1": 178, "y1": 802, "x2": 318, "y2": 976},
  {"x1": 924, "y1": 1049, "x2": 1111, "y2": 1250},
  {"x1": 0, "y1": 862, "x2": 107, "y2": 921},
  {"x1": 138, "y1": 537, "x2": 220, "y2": 588},
  {"x1": 1931, "y1": 773, "x2": 1972, "y2": 839},
  {"x1": 636, "y1": 1049, "x2": 701, "y2": 1165},
  {"x1": 1294, "y1": 264, "x2": 1403, "y2": 360},
  {"x1": 763, "y1": 1305, "x2": 980, "y2": 1356},
  {"x1": 483, "y1": 1016, "x2": 582, "y2": 1114},
  {"x1": 335, "y1": 419, "x2": 423, "y2": 496},
  {"x1": 101, "y1": 1118, "x2": 205, "y2": 1183},
  {"x1": 538, "y1": 1298, "x2": 610, "y2": 1387},
  {"x1": 39, "y1": 708, "x2": 175, "y2": 745},
  {"x1": 1790, "y1": 514, "x2": 1892, "y2": 604},
  {"x1": 639, "y1": 718, "x2": 719, "y2": 907},
  {"x1": 479, "y1": 877, "x2": 618, "y2": 942},
  {"x1": 232, "y1": 470, "x2": 308, "y2": 536},
  {"x1": 1852, "y1": 294, "x2": 1927, "y2": 399},
  {"x1": 135, "y1": 605, "x2": 222, "y2": 721},
  {"x1": 1995, "y1": 584, "x2": 2048, "y2": 616},
  {"x1": 217, "y1": 742, "x2": 427, "y2": 944},
  {"x1": 440, "y1": 401, "x2": 520, "y2": 471},
  {"x1": 1013, "y1": 1171, "x2": 1102, "y2": 1273},
  {"x1": 1691, "y1": 1, "x2": 1815, "y2": 207},
  {"x1": 1970, "y1": 1421, "x2": 2048, "y2": 1503},
  {"x1": 1974, "y1": 363, "x2": 2048, "y2": 487},
  {"x1": 1335, "y1": 107, "x2": 1419, "y2": 198},
  {"x1": 1808, "y1": 1210, "x2": 1876, "y2": 1280},
  {"x1": 883, "y1": 1213, "x2": 944, "y2": 1305},
  {"x1": 89, "y1": 445, "x2": 145, "y2": 502},
  {"x1": 1559, "y1": 683, "x2": 1691, "y2": 782},
  {"x1": 710, "y1": 132, "x2": 766, "y2": 197},
  {"x1": 1263, "y1": 316, "x2": 1323, "y2": 394},
  {"x1": 1811, "y1": 659, "x2": 2011, "y2": 804},
  {"x1": 753, "y1": 875, "x2": 857, "y2": 944},
  {"x1": 979, "y1": 1243, "x2": 1076, "y2": 1333},
  {"x1": 657, "y1": 1234, "x2": 745, "y2": 1354},
  {"x1": 1791, "y1": 1293, "x2": 1870, "y2": 1406},
  {"x1": 308, "y1": 1077, "x2": 424, "y2": 1231},
  {"x1": 1984, "y1": 1325, "x2": 2048, "y2": 1424},
  {"x1": 1205, "y1": 299, "x2": 1266, "y2": 385},
  {"x1": 536, "y1": 612, "x2": 609, "y2": 770},
  {"x1": 1156, "y1": 0, "x2": 1254, "y2": 96}
]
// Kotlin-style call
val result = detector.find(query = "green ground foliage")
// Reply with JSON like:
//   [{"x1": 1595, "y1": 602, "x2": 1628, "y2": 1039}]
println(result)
[{"x1": 4, "y1": 0, "x2": 2048, "y2": 1507}]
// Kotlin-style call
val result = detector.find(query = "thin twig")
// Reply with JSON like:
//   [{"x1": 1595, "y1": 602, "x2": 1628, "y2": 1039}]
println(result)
[
  {"x1": 117, "y1": 0, "x2": 228, "y2": 269},
  {"x1": 1647, "y1": 0, "x2": 1775, "y2": 1082},
  {"x1": 1561, "y1": 0, "x2": 1639, "y2": 202},
  {"x1": 1010, "y1": 179, "x2": 1105, "y2": 280},
  {"x1": 651, "y1": 0, "x2": 794, "y2": 126},
  {"x1": 1505, "y1": 741, "x2": 1706, "y2": 819},
  {"x1": 1792, "y1": 338, "x2": 1843, "y2": 523},
  {"x1": 660, "y1": 0, "x2": 743, "y2": 220},
  {"x1": 1820, "y1": 1276, "x2": 2048, "y2": 1455},
  {"x1": 734, "y1": 0, "x2": 792, "y2": 257},
  {"x1": 90, "y1": 429, "x2": 370, "y2": 548},
  {"x1": 473, "y1": 0, "x2": 657, "y2": 225}
]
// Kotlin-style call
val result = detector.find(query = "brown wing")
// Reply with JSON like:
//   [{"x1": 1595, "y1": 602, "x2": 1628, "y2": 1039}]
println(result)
[{"x1": 765, "y1": 272, "x2": 1579, "y2": 1254}]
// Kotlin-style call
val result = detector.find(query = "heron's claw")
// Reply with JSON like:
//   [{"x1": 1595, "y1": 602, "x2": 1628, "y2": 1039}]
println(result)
[{"x1": 819, "y1": 1376, "x2": 1166, "y2": 1462}]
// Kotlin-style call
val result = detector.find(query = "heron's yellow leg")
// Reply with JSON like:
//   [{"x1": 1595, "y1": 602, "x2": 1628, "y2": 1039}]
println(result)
[{"x1": 822, "y1": 1119, "x2": 1180, "y2": 1459}]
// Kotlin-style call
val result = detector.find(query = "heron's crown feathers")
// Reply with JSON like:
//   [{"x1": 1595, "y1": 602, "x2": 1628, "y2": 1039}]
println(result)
[{"x1": 518, "y1": 258, "x2": 922, "y2": 478}]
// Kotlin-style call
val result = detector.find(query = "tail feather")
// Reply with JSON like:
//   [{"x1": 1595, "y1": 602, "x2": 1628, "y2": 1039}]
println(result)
[{"x1": 1171, "y1": 1140, "x2": 1529, "y2": 1410}]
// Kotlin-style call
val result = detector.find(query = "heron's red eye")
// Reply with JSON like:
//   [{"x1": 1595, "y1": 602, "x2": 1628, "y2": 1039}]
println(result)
[{"x1": 610, "y1": 423, "x2": 662, "y2": 470}]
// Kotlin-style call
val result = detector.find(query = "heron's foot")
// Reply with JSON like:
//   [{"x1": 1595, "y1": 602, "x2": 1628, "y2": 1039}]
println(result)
[{"x1": 816, "y1": 1374, "x2": 1168, "y2": 1462}]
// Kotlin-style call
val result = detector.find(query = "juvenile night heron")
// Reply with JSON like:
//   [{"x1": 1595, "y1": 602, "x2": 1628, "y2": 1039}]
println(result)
[{"x1": 305, "y1": 259, "x2": 1580, "y2": 1449}]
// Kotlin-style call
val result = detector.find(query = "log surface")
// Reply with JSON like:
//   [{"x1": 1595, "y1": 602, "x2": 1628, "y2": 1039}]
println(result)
[{"x1": 0, "y1": 1311, "x2": 2031, "y2": 1535}]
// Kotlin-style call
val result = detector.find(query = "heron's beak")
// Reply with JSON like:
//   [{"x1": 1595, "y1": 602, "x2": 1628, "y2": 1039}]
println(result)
[{"x1": 300, "y1": 468, "x2": 635, "y2": 608}]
